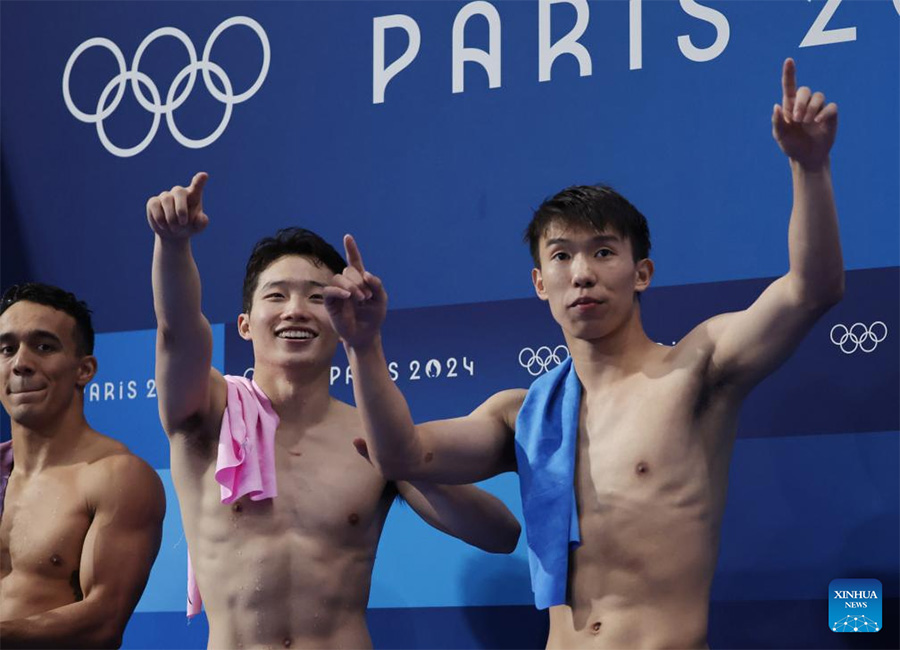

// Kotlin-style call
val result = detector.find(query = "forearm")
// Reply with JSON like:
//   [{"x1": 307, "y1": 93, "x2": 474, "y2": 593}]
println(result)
[
  {"x1": 786, "y1": 159, "x2": 844, "y2": 307},
  {"x1": 152, "y1": 236, "x2": 209, "y2": 334},
  {"x1": 405, "y1": 482, "x2": 521, "y2": 554},
  {"x1": 346, "y1": 339, "x2": 427, "y2": 478},
  {"x1": 0, "y1": 599, "x2": 123, "y2": 649}
]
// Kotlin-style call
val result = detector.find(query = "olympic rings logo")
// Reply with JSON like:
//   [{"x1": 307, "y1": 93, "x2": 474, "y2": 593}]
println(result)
[
  {"x1": 829, "y1": 321, "x2": 888, "y2": 354},
  {"x1": 518, "y1": 345, "x2": 569, "y2": 376},
  {"x1": 62, "y1": 17, "x2": 270, "y2": 158}
]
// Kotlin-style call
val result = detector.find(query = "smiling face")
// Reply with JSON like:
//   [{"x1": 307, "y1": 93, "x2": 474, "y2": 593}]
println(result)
[
  {"x1": 532, "y1": 222, "x2": 653, "y2": 341},
  {"x1": 238, "y1": 255, "x2": 341, "y2": 371},
  {"x1": 0, "y1": 301, "x2": 97, "y2": 429}
]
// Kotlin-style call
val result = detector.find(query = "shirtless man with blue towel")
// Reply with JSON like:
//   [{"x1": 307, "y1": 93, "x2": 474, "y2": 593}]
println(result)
[{"x1": 324, "y1": 59, "x2": 842, "y2": 648}]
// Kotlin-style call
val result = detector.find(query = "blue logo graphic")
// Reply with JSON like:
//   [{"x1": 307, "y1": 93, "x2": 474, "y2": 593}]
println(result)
[{"x1": 829, "y1": 579, "x2": 882, "y2": 632}]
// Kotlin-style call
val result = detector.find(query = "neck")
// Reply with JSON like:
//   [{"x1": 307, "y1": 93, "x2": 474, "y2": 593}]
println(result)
[
  {"x1": 10, "y1": 398, "x2": 89, "y2": 474},
  {"x1": 251, "y1": 361, "x2": 334, "y2": 430},
  {"x1": 565, "y1": 303, "x2": 656, "y2": 392}
]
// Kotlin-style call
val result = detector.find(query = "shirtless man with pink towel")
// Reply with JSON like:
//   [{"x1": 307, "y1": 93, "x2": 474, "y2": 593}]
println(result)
[{"x1": 147, "y1": 174, "x2": 520, "y2": 649}]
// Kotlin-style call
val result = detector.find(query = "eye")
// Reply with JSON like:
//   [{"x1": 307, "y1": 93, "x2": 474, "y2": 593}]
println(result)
[
  {"x1": 37, "y1": 343, "x2": 58, "y2": 353},
  {"x1": 309, "y1": 293, "x2": 325, "y2": 303},
  {"x1": 264, "y1": 292, "x2": 285, "y2": 300},
  {"x1": 0, "y1": 345, "x2": 14, "y2": 356},
  {"x1": 550, "y1": 251, "x2": 570, "y2": 261},
  {"x1": 596, "y1": 248, "x2": 614, "y2": 258}
]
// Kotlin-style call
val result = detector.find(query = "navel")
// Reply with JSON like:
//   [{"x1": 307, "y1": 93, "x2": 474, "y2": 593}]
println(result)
[
  {"x1": 591, "y1": 621, "x2": 602, "y2": 634},
  {"x1": 282, "y1": 638, "x2": 292, "y2": 648},
  {"x1": 424, "y1": 452, "x2": 434, "y2": 464},
  {"x1": 635, "y1": 461, "x2": 649, "y2": 475},
  {"x1": 50, "y1": 553, "x2": 63, "y2": 567},
  {"x1": 348, "y1": 513, "x2": 360, "y2": 526},
  {"x1": 232, "y1": 502, "x2": 243, "y2": 514}
]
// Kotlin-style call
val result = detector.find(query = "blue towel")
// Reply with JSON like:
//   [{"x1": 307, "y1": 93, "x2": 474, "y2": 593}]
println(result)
[{"x1": 514, "y1": 356, "x2": 582, "y2": 610}]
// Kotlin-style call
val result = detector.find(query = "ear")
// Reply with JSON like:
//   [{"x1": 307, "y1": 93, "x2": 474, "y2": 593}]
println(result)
[
  {"x1": 532, "y1": 267, "x2": 549, "y2": 301},
  {"x1": 76, "y1": 356, "x2": 98, "y2": 388},
  {"x1": 237, "y1": 313, "x2": 252, "y2": 341},
  {"x1": 634, "y1": 258, "x2": 654, "y2": 294}
]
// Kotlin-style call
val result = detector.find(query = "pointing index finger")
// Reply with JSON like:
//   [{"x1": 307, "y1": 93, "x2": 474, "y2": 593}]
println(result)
[
  {"x1": 189, "y1": 172, "x2": 209, "y2": 199},
  {"x1": 344, "y1": 234, "x2": 366, "y2": 273},
  {"x1": 782, "y1": 58, "x2": 797, "y2": 119}
]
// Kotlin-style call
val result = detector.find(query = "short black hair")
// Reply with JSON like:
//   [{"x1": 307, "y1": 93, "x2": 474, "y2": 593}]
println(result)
[
  {"x1": 525, "y1": 184, "x2": 651, "y2": 267},
  {"x1": 0, "y1": 283, "x2": 95, "y2": 355},
  {"x1": 242, "y1": 228, "x2": 347, "y2": 313}
]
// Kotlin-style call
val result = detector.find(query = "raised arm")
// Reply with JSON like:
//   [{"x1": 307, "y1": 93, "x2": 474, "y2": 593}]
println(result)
[
  {"x1": 702, "y1": 58, "x2": 844, "y2": 392},
  {"x1": 0, "y1": 456, "x2": 165, "y2": 648},
  {"x1": 325, "y1": 235, "x2": 519, "y2": 484},
  {"x1": 148, "y1": 173, "x2": 226, "y2": 435}
]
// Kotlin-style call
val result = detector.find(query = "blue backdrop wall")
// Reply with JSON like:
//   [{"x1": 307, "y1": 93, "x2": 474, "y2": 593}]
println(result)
[{"x1": 1, "y1": 1, "x2": 897, "y2": 648}]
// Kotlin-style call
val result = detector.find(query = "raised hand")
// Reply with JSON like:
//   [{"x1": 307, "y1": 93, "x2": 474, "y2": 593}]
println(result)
[
  {"x1": 324, "y1": 235, "x2": 388, "y2": 348},
  {"x1": 772, "y1": 58, "x2": 838, "y2": 171},
  {"x1": 146, "y1": 172, "x2": 210, "y2": 239}
]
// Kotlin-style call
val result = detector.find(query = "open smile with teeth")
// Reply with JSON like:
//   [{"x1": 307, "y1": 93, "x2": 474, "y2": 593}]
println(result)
[{"x1": 276, "y1": 329, "x2": 318, "y2": 340}]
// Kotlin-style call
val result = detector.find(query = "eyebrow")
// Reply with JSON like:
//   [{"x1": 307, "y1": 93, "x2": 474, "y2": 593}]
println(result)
[
  {"x1": 544, "y1": 234, "x2": 622, "y2": 247},
  {"x1": 259, "y1": 279, "x2": 328, "y2": 292},
  {"x1": 0, "y1": 330, "x2": 64, "y2": 345}
]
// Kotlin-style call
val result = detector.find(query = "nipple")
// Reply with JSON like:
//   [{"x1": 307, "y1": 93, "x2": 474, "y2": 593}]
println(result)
[{"x1": 348, "y1": 513, "x2": 360, "y2": 526}]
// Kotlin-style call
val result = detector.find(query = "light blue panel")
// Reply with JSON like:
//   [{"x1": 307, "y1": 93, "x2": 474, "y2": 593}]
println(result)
[
  {"x1": 83, "y1": 325, "x2": 225, "y2": 469},
  {"x1": 369, "y1": 472, "x2": 533, "y2": 608},
  {"x1": 135, "y1": 470, "x2": 190, "y2": 613}
]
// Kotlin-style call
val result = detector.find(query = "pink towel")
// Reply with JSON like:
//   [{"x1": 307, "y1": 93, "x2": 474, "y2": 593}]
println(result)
[{"x1": 187, "y1": 375, "x2": 279, "y2": 617}]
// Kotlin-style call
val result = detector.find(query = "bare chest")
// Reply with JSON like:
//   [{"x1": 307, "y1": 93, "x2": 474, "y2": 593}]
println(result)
[
  {"x1": 575, "y1": 370, "x2": 725, "y2": 515},
  {"x1": 0, "y1": 470, "x2": 91, "y2": 583},
  {"x1": 176, "y1": 431, "x2": 392, "y2": 549}
]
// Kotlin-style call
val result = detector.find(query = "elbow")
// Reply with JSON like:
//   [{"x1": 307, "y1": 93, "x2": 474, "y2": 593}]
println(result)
[
  {"x1": 95, "y1": 615, "x2": 127, "y2": 649},
  {"x1": 77, "y1": 622, "x2": 123, "y2": 649},
  {"x1": 481, "y1": 518, "x2": 522, "y2": 555},
  {"x1": 816, "y1": 273, "x2": 845, "y2": 312},
  {"x1": 794, "y1": 270, "x2": 844, "y2": 314}
]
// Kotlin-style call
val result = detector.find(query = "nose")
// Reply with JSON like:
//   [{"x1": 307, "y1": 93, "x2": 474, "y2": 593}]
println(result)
[
  {"x1": 571, "y1": 253, "x2": 597, "y2": 288},
  {"x1": 281, "y1": 296, "x2": 312, "y2": 322},
  {"x1": 12, "y1": 348, "x2": 35, "y2": 376}
]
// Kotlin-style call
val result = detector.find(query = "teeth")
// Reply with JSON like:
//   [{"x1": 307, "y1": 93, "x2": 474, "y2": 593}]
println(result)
[{"x1": 277, "y1": 330, "x2": 315, "y2": 339}]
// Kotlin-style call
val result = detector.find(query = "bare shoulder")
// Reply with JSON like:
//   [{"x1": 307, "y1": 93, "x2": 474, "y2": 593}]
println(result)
[
  {"x1": 661, "y1": 313, "x2": 738, "y2": 367},
  {"x1": 663, "y1": 311, "x2": 756, "y2": 389},
  {"x1": 81, "y1": 433, "x2": 166, "y2": 519}
]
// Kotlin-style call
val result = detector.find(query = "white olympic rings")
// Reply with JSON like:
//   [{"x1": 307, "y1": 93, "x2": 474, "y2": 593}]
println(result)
[
  {"x1": 518, "y1": 345, "x2": 570, "y2": 376},
  {"x1": 829, "y1": 321, "x2": 888, "y2": 354},
  {"x1": 62, "y1": 17, "x2": 269, "y2": 157}
]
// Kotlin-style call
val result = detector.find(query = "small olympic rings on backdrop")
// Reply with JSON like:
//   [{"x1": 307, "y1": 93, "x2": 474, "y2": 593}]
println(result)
[
  {"x1": 518, "y1": 345, "x2": 570, "y2": 376},
  {"x1": 829, "y1": 321, "x2": 888, "y2": 354}
]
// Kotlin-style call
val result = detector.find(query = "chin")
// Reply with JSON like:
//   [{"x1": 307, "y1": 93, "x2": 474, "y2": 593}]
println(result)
[{"x1": 7, "y1": 406, "x2": 54, "y2": 430}]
